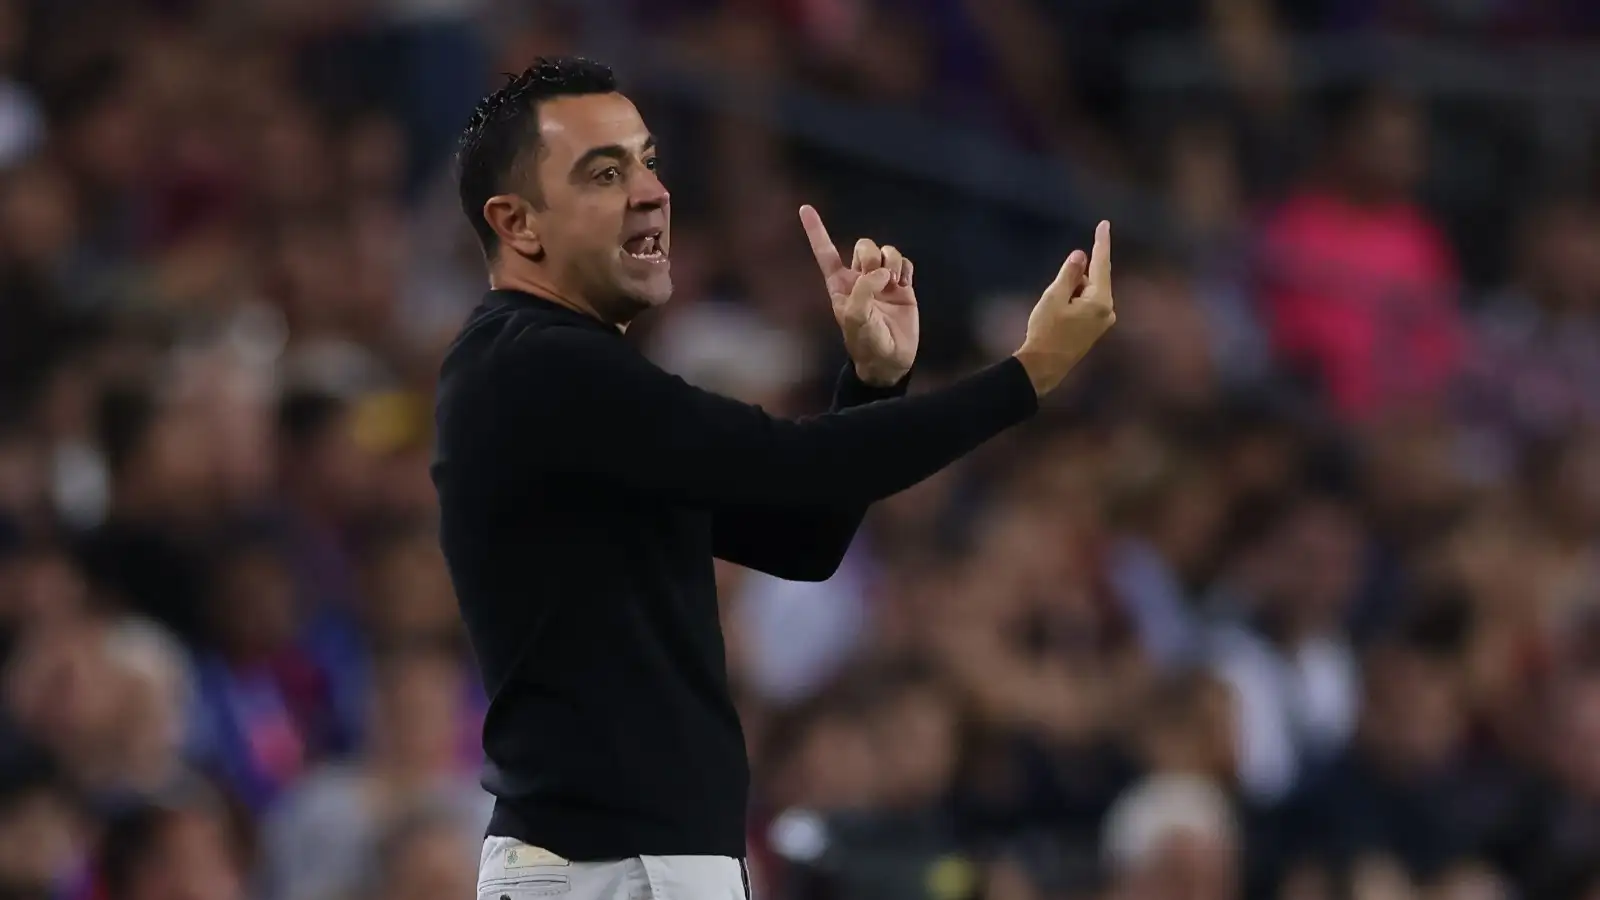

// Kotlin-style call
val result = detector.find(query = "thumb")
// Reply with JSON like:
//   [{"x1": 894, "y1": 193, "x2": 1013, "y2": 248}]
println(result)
[
  {"x1": 845, "y1": 267, "x2": 894, "y2": 321},
  {"x1": 1052, "y1": 250, "x2": 1088, "y2": 294}
]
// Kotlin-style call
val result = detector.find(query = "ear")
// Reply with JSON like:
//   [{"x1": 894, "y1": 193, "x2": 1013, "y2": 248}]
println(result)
[{"x1": 483, "y1": 194, "x2": 544, "y2": 259}]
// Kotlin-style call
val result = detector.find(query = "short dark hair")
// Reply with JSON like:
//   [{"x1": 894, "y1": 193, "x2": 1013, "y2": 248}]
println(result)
[{"x1": 456, "y1": 57, "x2": 618, "y2": 257}]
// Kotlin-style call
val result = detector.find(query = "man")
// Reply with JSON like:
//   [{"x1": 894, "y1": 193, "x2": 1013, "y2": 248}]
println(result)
[{"x1": 433, "y1": 57, "x2": 1115, "y2": 900}]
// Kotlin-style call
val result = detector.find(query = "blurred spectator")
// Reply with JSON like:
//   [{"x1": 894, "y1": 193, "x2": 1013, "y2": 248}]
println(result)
[
  {"x1": 274, "y1": 387, "x2": 374, "y2": 752},
  {"x1": 1207, "y1": 492, "x2": 1365, "y2": 805},
  {"x1": 731, "y1": 549, "x2": 873, "y2": 706},
  {"x1": 260, "y1": 643, "x2": 488, "y2": 900},
  {"x1": 0, "y1": 543, "x2": 92, "y2": 642},
  {"x1": 1101, "y1": 773, "x2": 1240, "y2": 900},
  {"x1": 1130, "y1": 672, "x2": 1236, "y2": 786},
  {"x1": 76, "y1": 384, "x2": 216, "y2": 644},
  {"x1": 1259, "y1": 82, "x2": 1467, "y2": 422},
  {"x1": 1106, "y1": 432, "x2": 1230, "y2": 669},
  {"x1": 359, "y1": 802, "x2": 479, "y2": 900},
  {"x1": 761, "y1": 663, "x2": 976, "y2": 900},
  {"x1": 1277, "y1": 600, "x2": 1522, "y2": 893},
  {"x1": 275, "y1": 388, "x2": 368, "y2": 613},
  {"x1": 0, "y1": 0, "x2": 42, "y2": 170},
  {"x1": 1109, "y1": 262, "x2": 1228, "y2": 417},
  {"x1": 192, "y1": 526, "x2": 327, "y2": 812},
  {"x1": 0, "y1": 747, "x2": 87, "y2": 900},
  {"x1": 1496, "y1": 666, "x2": 1600, "y2": 899},
  {"x1": 1463, "y1": 195, "x2": 1600, "y2": 475},
  {"x1": 5, "y1": 613, "x2": 196, "y2": 811},
  {"x1": 97, "y1": 783, "x2": 247, "y2": 900},
  {"x1": 352, "y1": 520, "x2": 484, "y2": 763}
]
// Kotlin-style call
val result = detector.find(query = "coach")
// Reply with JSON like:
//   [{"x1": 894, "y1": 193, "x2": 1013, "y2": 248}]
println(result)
[{"x1": 433, "y1": 57, "x2": 1116, "y2": 900}]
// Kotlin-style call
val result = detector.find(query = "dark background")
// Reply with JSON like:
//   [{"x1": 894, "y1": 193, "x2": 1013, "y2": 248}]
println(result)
[{"x1": 4, "y1": 1, "x2": 1600, "y2": 899}]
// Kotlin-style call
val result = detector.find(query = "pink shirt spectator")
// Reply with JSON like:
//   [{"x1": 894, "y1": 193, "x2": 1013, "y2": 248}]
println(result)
[{"x1": 1260, "y1": 189, "x2": 1468, "y2": 421}]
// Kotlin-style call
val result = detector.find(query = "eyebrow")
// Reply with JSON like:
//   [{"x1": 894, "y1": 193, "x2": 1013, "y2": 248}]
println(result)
[{"x1": 569, "y1": 135, "x2": 657, "y2": 176}]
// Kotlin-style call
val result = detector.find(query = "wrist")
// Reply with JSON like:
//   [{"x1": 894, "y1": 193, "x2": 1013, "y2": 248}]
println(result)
[
  {"x1": 1011, "y1": 348, "x2": 1065, "y2": 397},
  {"x1": 854, "y1": 361, "x2": 909, "y2": 388}
]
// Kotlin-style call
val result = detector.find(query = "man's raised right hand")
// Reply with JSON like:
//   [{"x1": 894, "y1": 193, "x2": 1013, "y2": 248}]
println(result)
[{"x1": 1013, "y1": 220, "x2": 1116, "y2": 396}]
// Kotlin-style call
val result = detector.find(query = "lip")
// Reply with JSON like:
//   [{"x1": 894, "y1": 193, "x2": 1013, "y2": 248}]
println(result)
[
  {"x1": 623, "y1": 224, "x2": 665, "y2": 244},
  {"x1": 619, "y1": 247, "x2": 669, "y2": 266},
  {"x1": 620, "y1": 225, "x2": 668, "y2": 264}
]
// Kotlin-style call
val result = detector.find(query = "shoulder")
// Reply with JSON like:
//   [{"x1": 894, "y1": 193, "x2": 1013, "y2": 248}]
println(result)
[
  {"x1": 440, "y1": 307, "x2": 628, "y2": 395},
  {"x1": 433, "y1": 312, "x2": 662, "y2": 464},
  {"x1": 501, "y1": 318, "x2": 636, "y2": 373}
]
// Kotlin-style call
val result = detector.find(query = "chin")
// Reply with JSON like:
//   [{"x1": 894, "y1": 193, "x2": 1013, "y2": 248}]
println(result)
[
  {"x1": 613, "y1": 247, "x2": 672, "y2": 302},
  {"x1": 622, "y1": 273, "x2": 674, "y2": 310},
  {"x1": 597, "y1": 280, "x2": 671, "y2": 325},
  {"x1": 637, "y1": 280, "x2": 674, "y2": 308}
]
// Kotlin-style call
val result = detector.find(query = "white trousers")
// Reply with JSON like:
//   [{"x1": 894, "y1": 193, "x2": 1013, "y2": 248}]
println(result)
[{"x1": 478, "y1": 837, "x2": 750, "y2": 900}]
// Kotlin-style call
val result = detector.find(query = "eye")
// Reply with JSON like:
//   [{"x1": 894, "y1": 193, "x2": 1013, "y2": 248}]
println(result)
[
  {"x1": 644, "y1": 156, "x2": 659, "y2": 172},
  {"x1": 595, "y1": 166, "x2": 621, "y2": 185}
]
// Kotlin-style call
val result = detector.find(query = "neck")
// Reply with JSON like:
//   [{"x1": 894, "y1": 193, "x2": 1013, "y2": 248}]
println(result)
[{"x1": 490, "y1": 269, "x2": 627, "y2": 333}]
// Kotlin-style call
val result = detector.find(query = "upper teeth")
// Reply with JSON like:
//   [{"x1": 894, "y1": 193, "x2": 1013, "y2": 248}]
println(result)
[{"x1": 628, "y1": 234, "x2": 662, "y2": 258}]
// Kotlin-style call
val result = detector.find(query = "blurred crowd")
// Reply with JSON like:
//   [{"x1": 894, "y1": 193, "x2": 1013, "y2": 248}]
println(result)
[{"x1": 6, "y1": 1, "x2": 1600, "y2": 900}]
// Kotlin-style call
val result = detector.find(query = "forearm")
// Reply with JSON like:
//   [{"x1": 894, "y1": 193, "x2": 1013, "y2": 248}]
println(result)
[
  {"x1": 711, "y1": 366, "x2": 911, "y2": 580},
  {"x1": 517, "y1": 328, "x2": 1040, "y2": 509},
  {"x1": 688, "y1": 358, "x2": 1036, "y2": 507}
]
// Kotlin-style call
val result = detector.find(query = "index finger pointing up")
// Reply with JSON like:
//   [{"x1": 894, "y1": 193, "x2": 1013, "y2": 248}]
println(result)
[
  {"x1": 1089, "y1": 220, "x2": 1112, "y2": 288},
  {"x1": 799, "y1": 205, "x2": 844, "y2": 276}
]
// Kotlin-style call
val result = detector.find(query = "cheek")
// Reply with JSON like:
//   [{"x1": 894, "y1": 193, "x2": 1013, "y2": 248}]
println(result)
[
  {"x1": 554, "y1": 229, "x2": 619, "y2": 275},
  {"x1": 547, "y1": 196, "x2": 619, "y2": 248}
]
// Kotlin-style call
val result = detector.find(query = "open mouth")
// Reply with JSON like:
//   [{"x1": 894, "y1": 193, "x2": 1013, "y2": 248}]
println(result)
[{"x1": 621, "y1": 229, "x2": 666, "y2": 262}]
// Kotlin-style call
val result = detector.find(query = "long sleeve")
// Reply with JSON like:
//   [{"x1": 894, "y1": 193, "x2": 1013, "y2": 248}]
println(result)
[
  {"x1": 499, "y1": 324, "x2": 1038, "y2": 510},
  {"x1": 709, "y1": 366, "x2": 909, "y2": 581},
  {"x1": 430, "y1": 296, "x2": 1029, "y2": 859}
]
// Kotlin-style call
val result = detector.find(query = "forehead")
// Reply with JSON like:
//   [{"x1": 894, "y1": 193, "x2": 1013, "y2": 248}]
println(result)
[{"x1": 535, "y1": 93, "x2": 651, "y2": 164}]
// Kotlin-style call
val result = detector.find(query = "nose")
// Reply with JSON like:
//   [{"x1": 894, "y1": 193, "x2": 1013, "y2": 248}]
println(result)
[{"x1": 630, "y1": 168, "x2": 669, "y2": 210}]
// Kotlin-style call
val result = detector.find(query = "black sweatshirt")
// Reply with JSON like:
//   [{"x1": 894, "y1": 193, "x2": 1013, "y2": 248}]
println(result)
[{"x1": 432, "y1": 289, "x2": 1039, "y2": 860}]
